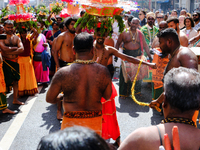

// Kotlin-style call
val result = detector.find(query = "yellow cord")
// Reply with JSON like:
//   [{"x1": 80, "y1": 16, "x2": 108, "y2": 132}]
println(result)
[{"x1": 131, "y1": 59, "x2": 161, "y2": 112}]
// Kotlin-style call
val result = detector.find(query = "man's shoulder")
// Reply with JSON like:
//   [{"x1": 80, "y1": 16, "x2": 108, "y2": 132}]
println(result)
[
  {"x1": 119, "y1": 126, "x2": 159, "y2": 150},
  {"x1": 140, "y1": 25, "x2": 147, "y2": 31}
]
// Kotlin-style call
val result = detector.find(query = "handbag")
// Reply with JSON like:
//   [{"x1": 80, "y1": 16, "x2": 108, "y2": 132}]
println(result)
[
  {"x1": 33, "y1": 52, "x2": 42, "y2": 61},
  {"x1": 122, "y1": 55, "x2": 149, "y2": 83}
]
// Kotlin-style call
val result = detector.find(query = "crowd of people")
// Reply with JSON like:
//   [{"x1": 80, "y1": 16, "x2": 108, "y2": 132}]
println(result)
[{"x1": 0, "y1": 6, "x2": 200, "y2": 150}]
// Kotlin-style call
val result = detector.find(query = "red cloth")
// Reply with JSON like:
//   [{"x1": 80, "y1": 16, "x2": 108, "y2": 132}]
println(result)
[
  {"x1": 19, "y1": 39, "x2": 30, "y2": 56},
  {"x1": 101, "y1": 83, "x2": 120, "y2": 140}
]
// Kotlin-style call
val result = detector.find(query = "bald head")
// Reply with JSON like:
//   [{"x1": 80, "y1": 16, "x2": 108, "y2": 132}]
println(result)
[{"x1": 159, "y1": 21, "x2": 168, "y2": 31}]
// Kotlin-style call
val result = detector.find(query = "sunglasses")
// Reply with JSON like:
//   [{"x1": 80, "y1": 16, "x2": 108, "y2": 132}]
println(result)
[
  {"x1": 157, "y1": 17, "x2": 164, "y2": 19},
  {"x1": 193, "y1": 14, "x2": 198, "y2": 16},
  {"x1": 139, "y1": 14, "x2": 143, "y2": 15}
]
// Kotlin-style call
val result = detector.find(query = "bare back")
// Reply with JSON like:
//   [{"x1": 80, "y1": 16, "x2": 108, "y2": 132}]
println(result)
[
  {"x1": 164, "y1": 47, "x2": 198, "y2": 75},
  {"x1": 56, "y1": 31, "x2": 75, "y2": 62},
  {"x1": 49, "y1": 63, "x2": 112, "y2": 112},
  {"x1": 119, "y1": 124, "x2": 200, "y2": 150}
]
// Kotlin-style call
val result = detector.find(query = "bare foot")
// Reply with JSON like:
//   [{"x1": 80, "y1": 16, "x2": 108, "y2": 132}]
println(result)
[
  {"x1": 13, "y1": 100, "x2": 24, "y2": 105},
  {"x1": 2, "y1": 108, "x2": 16, "y2": 114},
  {"x1": 57, "y1": 111, "x2": 63, "y2": 120}
]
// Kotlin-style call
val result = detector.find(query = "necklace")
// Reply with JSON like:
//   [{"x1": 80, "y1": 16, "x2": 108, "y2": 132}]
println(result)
[
  {"x1": 94, "y1": 44, "x2": 105, "y2": 64},
  {"x1": 129, "y1": 28, "x2": 137, "y2": 44},
  {"x1": 161, "y1": 117, "x2": 196, "y2": 127},
  {"x1": 73, "y1": 59, "x2": 96, "y2": 64}
]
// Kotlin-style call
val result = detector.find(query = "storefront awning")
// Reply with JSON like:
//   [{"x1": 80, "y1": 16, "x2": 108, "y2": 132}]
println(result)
[{"x1": 157, "y1": 0, "x2": 169, "y2": 3}]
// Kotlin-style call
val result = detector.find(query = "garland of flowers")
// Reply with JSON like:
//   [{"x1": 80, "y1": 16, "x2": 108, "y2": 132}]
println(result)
[
  {"x1": 131, "y1": 59, "x2": 161, "y2": 112},
  {"x1": 52, "y1": 2, "x2": 64, "y2": 15},
  {"x1": 74, "y1": 12, "x2": 124, "y2": 37}
]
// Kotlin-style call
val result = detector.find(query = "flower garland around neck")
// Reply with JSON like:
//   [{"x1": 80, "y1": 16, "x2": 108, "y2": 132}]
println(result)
[
  {"x1": 73, "y1": 59, "x2": 96, "y2": 64},
  {"x1": 131, "y1": 59, "x2": 161, "y2": 112}
]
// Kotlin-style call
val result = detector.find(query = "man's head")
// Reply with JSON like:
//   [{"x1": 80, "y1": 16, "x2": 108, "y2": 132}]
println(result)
[
  {"x1": 74, "y1": 32, "x2": 93, "y2": 54},
  {"x1": 127, "y1": 15, "x2": 134, "y2": 27},
  {"x1": 167, "y1": 17, "x2": 179, "y2": 31},
  {"x1": 164, "y1": 67, "x2": 200, "y2": 114},
  {"x1": 19, "y1": 28, "x2": 27, "y2": 39},
  {"x1": 4, "y1": 20, "x2": 14, "y2": 35},
  {"x1": 59, "y1": 22, "x2": 66, "y2": 32},
  {"x1": 179, "y1": 15, "x2": 185, "y2": 27},
  {"x1": 56, "y1": 16, "x2": 62, "y2": 25},
  {"x1": 37, "y1": 126, "x2": 110, "y2": 150},
  {"x1": 52, "y1": 21, "x2": 59, "y2": 31},
  {"x1": 171, "y1": 9, "x2": 178, "y2": 18},
  {"x1": 146, "y1": 12, "x2": 155, "y2": 27},
  {"x1": 192, "y1": 11, "x2": 200, "y2": 22},
  {"x1": 156, "y1": 13, "x2": 164, "y2": 24},
  {"x1": 130, "y1": 18, "x2": 140, "y2": 30},
  {"x1": 64, "y1": 16, "x2": 78, "y2": 34},
  {"x1": 138, "y1": 10, "x2": 146, "y2": 21},
  {"x1": 180, "y1": 9, "x2": 187, "y2": 17},
  {"x1": 157, "y1": 28, "x2": 179, "y2": 55},
  {"x1": 95, "y1": 27, "x2": 108, "y2": 45},
  {"x1": 124, "y1": 14, "x2": 129, "y2": 21},
  {"x1": 184, "y1": 17, "x2": 195, "y2": 28},
  {"x1": 159, "y1": 21, "x2": 168, "y2": 31}
]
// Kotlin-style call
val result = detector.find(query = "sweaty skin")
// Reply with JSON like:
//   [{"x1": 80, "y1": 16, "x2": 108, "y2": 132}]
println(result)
[
  {"x1": 46, "y1": 62, "x2": 112, "y2": 112},
  {"x1": 149, "y1": 37, "x2": 198, "y2": 108},
  {"x1": 116, "y1": 19, "x2": 152, "y2": 59},
  {"x1": 52, "y1": 21, "x2": 76, "y2": 69},
  {"x1": 0, "y1": 23, "x2": 24, "y2": 106}
]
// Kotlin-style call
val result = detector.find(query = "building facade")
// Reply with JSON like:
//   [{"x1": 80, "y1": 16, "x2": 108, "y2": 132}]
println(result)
[{"x1": 136, "y1": 0, "x2": 199, "y2": 13}]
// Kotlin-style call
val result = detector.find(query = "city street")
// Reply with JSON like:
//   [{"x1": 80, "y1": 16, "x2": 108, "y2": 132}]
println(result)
[{"x1": 0, "y1": 69, "x2": 173, "y2": 150}]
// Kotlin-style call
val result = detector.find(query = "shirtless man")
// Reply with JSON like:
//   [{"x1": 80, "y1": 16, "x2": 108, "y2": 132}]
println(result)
[
  {"x1": 52, "y1": 17, "x2": 77, "y2": 70},
  {"x1": 52, "y1": 17, "x2": 77, "y2": 120},
  {"x1": 46, "y1": 32, "x2": 112, "y2": 135},
  {"x1": 149, "y1": 28, "x2": 198, "y2": 116},
  {"x1": 119, "y1": 67, "x2": 200, "y2": 150},
  {"x1": 0, "y1": 20, "x2": 24, "y2": 105},
  {"x1": 166, "y1": 17, "x2": 188, "y2": 47},
  {"x1": 115, "y1": 18, "x2": 153, "y2": 98}
]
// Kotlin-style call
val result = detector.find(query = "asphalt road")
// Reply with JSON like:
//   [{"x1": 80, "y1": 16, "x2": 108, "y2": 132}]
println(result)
[{"x1": 0, "y1": 69, "x2": 198, "y2": 150}]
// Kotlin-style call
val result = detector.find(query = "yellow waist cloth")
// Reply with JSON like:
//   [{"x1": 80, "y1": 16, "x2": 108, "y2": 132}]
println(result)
[
  {"x1": 61, "y1": 111, "x2": 102, "y2": 136},
  {"x1": 0, "y1": 63, "x2": 6, "y2": 93},
  {"x1": 18, "y1": 56, "x2": 38, "y2": 96}
]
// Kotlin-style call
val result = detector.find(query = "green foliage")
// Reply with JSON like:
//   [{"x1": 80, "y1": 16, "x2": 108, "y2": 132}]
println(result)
[
  {"x1": 52, "y1": 2, "x2": 63, "y2": 15},
  {"x1": 15, "y1": 21, "x2": 38, "y2": 33},
  {"x1": 0, "y1": 6, "x2": 15, "y2": 19},
  {"x1": 113, "y1": 15, "x2": 125, "y2": 33},
  {"x1": 74, "y1": 12, "x2": 124, "y2": 37}
]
